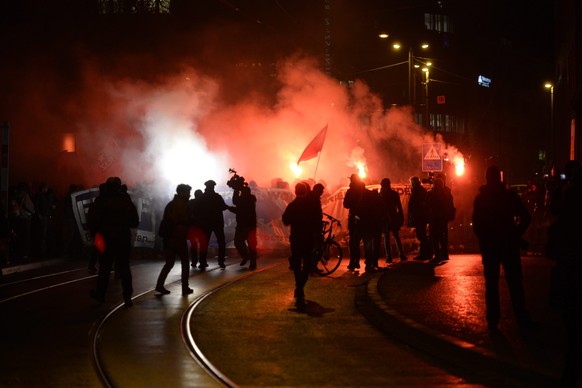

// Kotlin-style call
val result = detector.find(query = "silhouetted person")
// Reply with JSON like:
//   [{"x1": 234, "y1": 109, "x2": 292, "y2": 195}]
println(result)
[
  {"x1": 199, "y1": 180, "x2": 230, "y2": 269},
  {"x1": 0, "y1": 199, "x2": 9, "y2": 266},
  {"x1": 545, "y1": 163, "x2": 582, "y2": 387},
  {"x1": 426, "y1": 177, "x2": 455, "y2": 263},
  {"x1": 86, "y1": 183, "x2": 108, "y2": 273},
  {"x1": 155, "y1": 184, "x2": 193, "y2": 296},
  {"x1": 88, "y1": 177, "x2": 139, "y2": 307},
  {"x1": 436, "y1": 173, "x2": 455, "y2": 258},
  {"x1": 546, "y1": 160, "x2": 581, "y2": 218},
  {"x1": 360, "y1": 187, "x2": 382, "y2": 271},
  {"x1": 187, "y1": 189, "x2": 205, "y2": 268},
  {"x1": 34, "y1": 182, "x2": 57, "y2": 258},
  {"x1": 379, "y1": 178, "x2": 406, "y2": 263},
  {"x1": 408, "y1": 176, "x2": 431, "y2": 261},
  {"x1": 282, "y1": 182, "x2": 322, "y2": 311},
  {"x1": 311, "y1": 183, "x2": 325, "y2": 202},
  {"x1": 522, "y1": 179, "x2": 545, "y2": 254},
  {"x1": 62, "y1": 184, "x2": 83, "y2": 260},
  {"x1": 343, "y1": 174, "x2": 365, "y2": 270},
  {"x1": 309, "y1": 183, "x2": 326, "y2": 250},
  {"x1": 10, "y1": 182, "x2": 35, "y2": 260},
  {"x1": 229, "y1": 185, "x2": 257, "y2": 270},
  {"x1": 472, "y1": 166, "x2": 532, "y2": 331}
]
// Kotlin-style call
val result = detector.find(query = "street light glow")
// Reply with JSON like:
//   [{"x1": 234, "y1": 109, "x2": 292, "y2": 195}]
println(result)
[
  {"x1": 379, "y1": 33, "x2": 389, "y2": 39},
  {"x1": 421, "y1": 43, "x2": 429, "y2": 49},
  {"x1": 392, "y1": 43, "x2": 401, "y2": 50},
  {"x1": 544, "y1": 82, "x2": 553, "y2": 89}
]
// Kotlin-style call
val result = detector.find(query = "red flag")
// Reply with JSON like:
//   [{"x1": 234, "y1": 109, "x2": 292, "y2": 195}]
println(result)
[{"x1": 297, "y1": 125, "x2": 328, "y2": 164}]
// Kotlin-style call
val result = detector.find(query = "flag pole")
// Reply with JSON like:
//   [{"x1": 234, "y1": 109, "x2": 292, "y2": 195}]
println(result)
[{"x1": 313, "y1": 149, "x2": 322, "y2": 181}]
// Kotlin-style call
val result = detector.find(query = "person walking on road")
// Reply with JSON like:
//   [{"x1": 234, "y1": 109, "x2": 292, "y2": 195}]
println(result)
[
  {"x1": 282, "y1": 182, "x2": 322, "y2": 311},
  {"x1": 472, "y1": 165, "x2": 532, "y2": 331},
  {"x1": 408, "y1": 176, "x2": 431, "y2": 261},
  {"x1": 229, "y1": 185, "x2": 258, "y2": 270},
  {"x1": 379, "y1": 178, "x2": 406, "y2": 264},
  {"x1": 156, "y1": 184, "x2": 193, "y2": 296},
  {"x1": 88, "y1": 177, "x2": 139, "y2": 307},
  {"x1": 199, "y1": 180, "x2": 230, "y2": 269}
]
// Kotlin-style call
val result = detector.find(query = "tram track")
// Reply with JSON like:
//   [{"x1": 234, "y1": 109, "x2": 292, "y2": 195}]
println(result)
[
  {"x1": 90, "y1": 259, "x2": 282, "y2": 387},
  {"x1": 0, "y1": 266, "x2": 97, "y2": 303},
  {"x1": 0, "y1": 256, "x2": 283, "y2": 386},
  {"x1": 181, "y1": 263, "x2": 281, "y2": 388}
]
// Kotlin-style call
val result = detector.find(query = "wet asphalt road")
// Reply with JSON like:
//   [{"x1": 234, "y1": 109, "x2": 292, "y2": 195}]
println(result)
[{"x1": 0, "y1": 252, "x2": 561, "y2": 386}]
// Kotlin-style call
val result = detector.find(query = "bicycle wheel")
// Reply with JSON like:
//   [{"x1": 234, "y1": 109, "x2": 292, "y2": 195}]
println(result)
[{"x1": 316, "y1": 240, "x2": 342, "y2": 275}]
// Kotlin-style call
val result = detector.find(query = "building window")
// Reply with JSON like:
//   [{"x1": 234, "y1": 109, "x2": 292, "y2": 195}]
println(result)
[
  {"x1": 98, "y1": 0, "x2": 170, "y2": 14},
  {"x1": 424, "y1": 13, "x2": 452, "y2": 33}
]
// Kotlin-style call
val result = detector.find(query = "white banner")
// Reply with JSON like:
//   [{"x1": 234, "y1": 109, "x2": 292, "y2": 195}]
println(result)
[{"x1": 71, "y1": 184, "x2": 416, "y2": 251}]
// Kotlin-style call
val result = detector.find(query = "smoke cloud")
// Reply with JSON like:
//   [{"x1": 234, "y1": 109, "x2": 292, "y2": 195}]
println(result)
[{"x1": 4, "y1": 47, "x2": 464, "y2": 197}]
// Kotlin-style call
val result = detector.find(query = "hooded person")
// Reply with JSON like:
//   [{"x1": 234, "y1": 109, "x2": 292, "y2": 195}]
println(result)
[{"x1": 155, "y1": 184, "x2": 194, "y2": 296}]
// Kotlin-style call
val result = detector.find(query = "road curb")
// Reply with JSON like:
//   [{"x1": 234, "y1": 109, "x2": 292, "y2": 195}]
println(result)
[{"x1": 356, "y1": 272, "x2": 559, "y2": 386}]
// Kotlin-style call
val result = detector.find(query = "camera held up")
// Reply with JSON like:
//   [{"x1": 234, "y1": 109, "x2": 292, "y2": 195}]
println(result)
[{"x1": 227, "y1": 168, "x2": 247, "y2": 191}]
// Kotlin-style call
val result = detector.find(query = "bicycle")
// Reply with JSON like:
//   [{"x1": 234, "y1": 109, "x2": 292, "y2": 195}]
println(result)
[{"x1": 312, "y1": 213, "x2": 344, "y2": 276}]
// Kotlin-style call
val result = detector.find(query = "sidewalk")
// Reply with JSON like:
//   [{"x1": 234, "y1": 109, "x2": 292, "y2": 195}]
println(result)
[{"x1": 359, "y1": 254, "x2": 566, "y2": 386}]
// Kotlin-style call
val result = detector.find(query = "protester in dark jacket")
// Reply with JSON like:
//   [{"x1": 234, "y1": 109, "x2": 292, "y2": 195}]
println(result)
[
  {"x1": 472, "y1": 165, "x2": 532, "y2": 331},
  {"x1": 426, "y1": 177, "x2": 455, "y2": 263},
  {"x1": 379, "y1": 178, "x2": 406, "y2": 263},
  {"x1": 229, "y1": 186, "x2": 258, "y2": 269},
  {"x1": 545, "y1": 162, "x2": 582, "y2": 386},
  {"x1": 188, "y1": 189, "x2": 205, "y2": 269},
  {"x1": 155, "y1": 184, "x2": 193, "y2": 296},
  {"x1": 359, "y1": 187, "x2": 382, "y2": 271},
  {"x1": 343, "y1": 174, "x2": 365, "y2": 270},
  {"x1": 199, "y1": 180, "x2": 230, "y2": 269},
  {"x1": 89, "y1": 177, "x2": 139, "y2": 307},
  {"x1": 408, "y1": 176, "x2": 431, "y2": 261},
  {"x1": 282, "y1": 182, "x2": 322, "y2": 311}
]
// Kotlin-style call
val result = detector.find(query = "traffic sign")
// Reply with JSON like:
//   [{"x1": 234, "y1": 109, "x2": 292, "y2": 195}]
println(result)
[{"x1": 422, "y1": 143, "x2": 443, "y2": 172}]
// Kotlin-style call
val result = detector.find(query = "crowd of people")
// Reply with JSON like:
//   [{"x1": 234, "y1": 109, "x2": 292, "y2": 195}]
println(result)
[
  {"x1": 343, "y1": 172, "x2": 456, "y2": 272},
  {"x1": 4, "y1": 160, "x2": 581, "y2": 383},
  {"x1": 0, "y1": 181, "x2": 85, "y2": 266},
  {"x1": 155, "y1": 179, "x2": 257, "y2": 296},
  {"x1": 4, "y1": 161, "x2": 582, "y2": 384}
]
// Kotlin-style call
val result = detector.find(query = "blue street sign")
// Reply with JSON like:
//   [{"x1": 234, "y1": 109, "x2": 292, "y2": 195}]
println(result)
[{"x1": 422, "y1": 143, "x2": 443, "y2": 172}]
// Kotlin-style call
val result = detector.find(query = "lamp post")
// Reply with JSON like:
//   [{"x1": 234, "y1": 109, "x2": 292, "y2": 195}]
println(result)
[
  {"x1": 423, "y1": 66, "x2": 430, "y2": 129},
  {"x1": 380, "y1": 35, "x2": 430, "y2": 121},
  {"x1": 544, "y1": 82, "x2": 554, "y2": 165}
]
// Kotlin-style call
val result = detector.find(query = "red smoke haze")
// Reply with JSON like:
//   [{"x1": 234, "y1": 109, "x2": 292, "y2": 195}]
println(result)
[{"x1": 6, "y1": 54, "x2": 463, "y2": 197}]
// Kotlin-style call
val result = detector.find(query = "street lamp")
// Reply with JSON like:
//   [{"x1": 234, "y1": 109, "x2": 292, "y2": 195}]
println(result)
[{"x1": 379, "y1": 35, "x2": 430, "y2": 112}]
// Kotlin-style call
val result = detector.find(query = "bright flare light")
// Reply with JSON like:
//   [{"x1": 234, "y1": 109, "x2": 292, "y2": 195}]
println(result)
[
  {"x1": 357, "y1": 162, "x2": 367, "y2": 179},
  {"x1": 454, "y1": 158, "x2": 466, "y2": 177},
  {"x1": 290, "y1": 163, "x2": 302, "y2": 178},
  {"x1": 158, "y1": 138, "x2": 226, "y2": 194}
]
